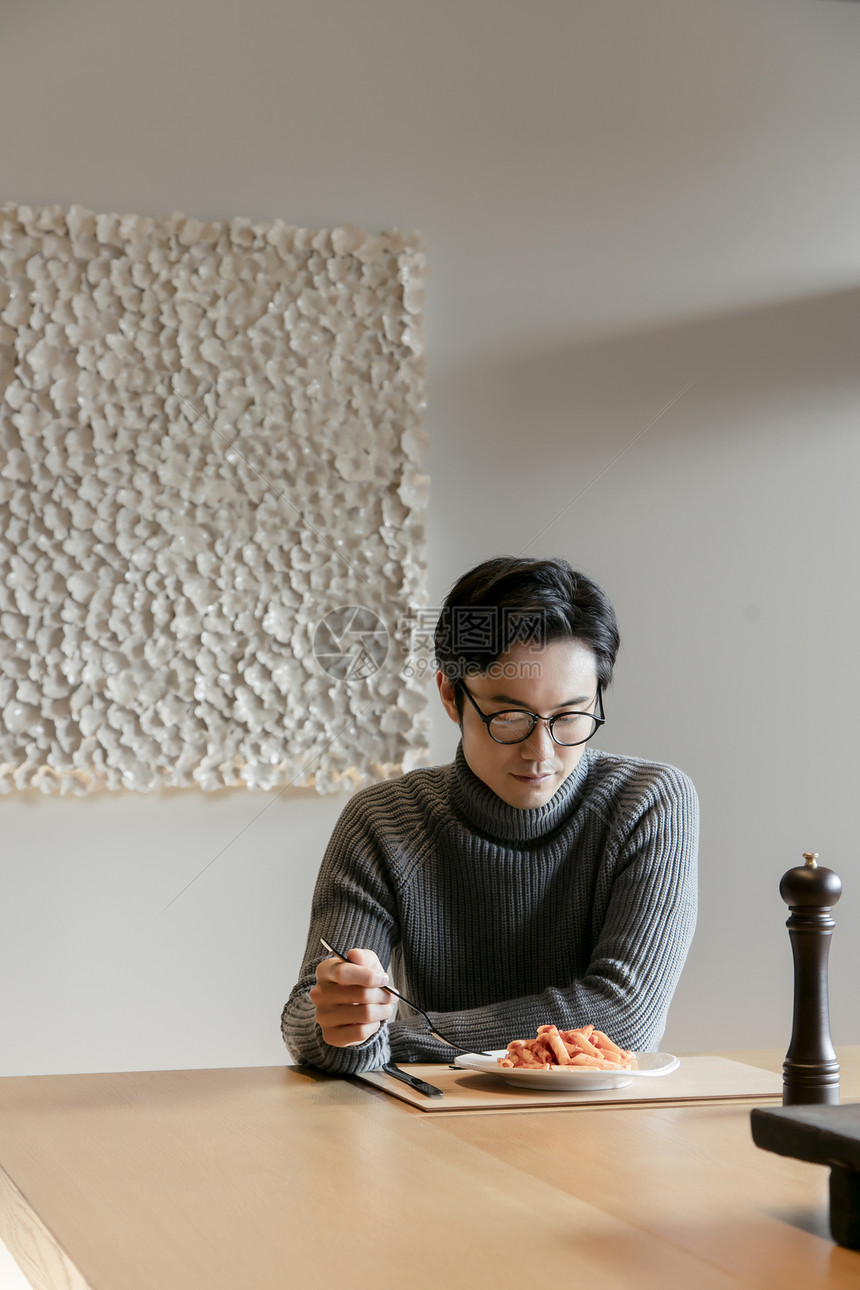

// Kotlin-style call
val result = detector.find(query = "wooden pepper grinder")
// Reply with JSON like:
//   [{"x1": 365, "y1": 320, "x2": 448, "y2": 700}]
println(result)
[{"x1": 779, "y1": 851, "x2": 842, "y2": 1105}]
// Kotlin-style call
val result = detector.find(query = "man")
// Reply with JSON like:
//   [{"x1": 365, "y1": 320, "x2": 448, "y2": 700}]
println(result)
[{"x1": 281, "y1": 556, "x2": 698, "y2": 1073}]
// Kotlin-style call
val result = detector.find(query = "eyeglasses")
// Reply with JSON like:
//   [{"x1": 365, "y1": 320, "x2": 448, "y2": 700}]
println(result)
[{"x1": 456, "y1": 681, "x2": 605, "y2": 746}]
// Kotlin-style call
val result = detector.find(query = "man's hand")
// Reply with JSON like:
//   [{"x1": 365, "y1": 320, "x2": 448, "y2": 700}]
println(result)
[{"x1": 310, "y1": 947, "x2": 395, "y2": 1048}]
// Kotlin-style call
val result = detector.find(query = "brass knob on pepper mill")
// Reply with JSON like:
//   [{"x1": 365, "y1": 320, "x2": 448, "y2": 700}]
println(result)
[{"x1": 779, "y1": 852, "x2": 842, "y2": 1106}]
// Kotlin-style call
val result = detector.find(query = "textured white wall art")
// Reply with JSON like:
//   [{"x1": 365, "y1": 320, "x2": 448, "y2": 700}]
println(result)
[{"x1": 0, "y1": 203, "x2": 429, "y2": 794}]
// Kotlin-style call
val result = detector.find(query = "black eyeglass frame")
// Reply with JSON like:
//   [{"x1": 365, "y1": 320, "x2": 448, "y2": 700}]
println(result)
[{"x1": 456, "y1": 680, "x2": 606, "y2": 747}]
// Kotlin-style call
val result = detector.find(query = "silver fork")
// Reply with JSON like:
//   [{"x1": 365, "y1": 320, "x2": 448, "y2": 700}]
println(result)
[{"x1": 320, "y1": 938, "x2": 492, "y2": 1057}]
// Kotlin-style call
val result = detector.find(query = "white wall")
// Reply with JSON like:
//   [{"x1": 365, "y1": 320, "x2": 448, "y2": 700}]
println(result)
[{"x1": 1, "y1": 0, "x2": 859, "y2": 1075}]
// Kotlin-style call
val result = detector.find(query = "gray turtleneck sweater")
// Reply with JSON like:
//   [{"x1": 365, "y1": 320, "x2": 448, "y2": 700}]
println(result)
[{"x1": 281, "y1": 743, "x2": 698, "y2": 1073}]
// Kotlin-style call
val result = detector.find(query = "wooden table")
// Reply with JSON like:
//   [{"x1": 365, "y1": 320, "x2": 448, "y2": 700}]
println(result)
[{"x1": 0, "y1": 1048, "x2": 858, "y2": 1290}]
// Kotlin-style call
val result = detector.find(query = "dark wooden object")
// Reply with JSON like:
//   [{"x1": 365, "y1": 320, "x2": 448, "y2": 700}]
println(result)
[
  {"x1": 780, "y1": 852, "x2": 842, "y2": 1106},
  {"x1": 751, "y1": 1104, "x2": 860, "y2": 1249}
]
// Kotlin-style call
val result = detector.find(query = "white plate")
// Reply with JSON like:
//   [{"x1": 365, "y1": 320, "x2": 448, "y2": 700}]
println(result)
[{"x1": 453, "y1": 1050, "x2": 680, "y2": 1091}]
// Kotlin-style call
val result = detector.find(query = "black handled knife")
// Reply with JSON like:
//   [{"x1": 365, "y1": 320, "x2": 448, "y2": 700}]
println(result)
[{"x1": 380, "y1": 1062, "x2": 444, "y2": 1098}]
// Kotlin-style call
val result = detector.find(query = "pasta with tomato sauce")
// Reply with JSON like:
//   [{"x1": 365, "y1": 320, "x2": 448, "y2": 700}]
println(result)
[{"x1": 498, "y1": 1024, "x2": 637, "y2": 1071}]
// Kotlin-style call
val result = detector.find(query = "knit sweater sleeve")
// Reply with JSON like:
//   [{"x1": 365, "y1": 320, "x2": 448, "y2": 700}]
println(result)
[
  {"x1": 280, "y1": 787, "x2": 402, "y2": 1075},
  {"x1": 388, "y1": 764, "x2": 699, "y2": 1059}
]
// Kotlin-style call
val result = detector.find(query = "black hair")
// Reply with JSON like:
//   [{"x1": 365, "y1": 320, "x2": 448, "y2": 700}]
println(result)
[{"x1": 434, "y1": 557, "x2": 620, "y2": 704}]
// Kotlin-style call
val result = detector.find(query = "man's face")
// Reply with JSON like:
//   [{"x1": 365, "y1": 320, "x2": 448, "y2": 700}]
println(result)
[{"x1": 437, "y1": 638, "x2": 600, "y2": 809}]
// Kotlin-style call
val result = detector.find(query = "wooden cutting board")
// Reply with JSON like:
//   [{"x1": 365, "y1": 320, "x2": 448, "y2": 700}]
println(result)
[{"x1": 355, "y1": 1055, "x2": 785, "y2": 1112}]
